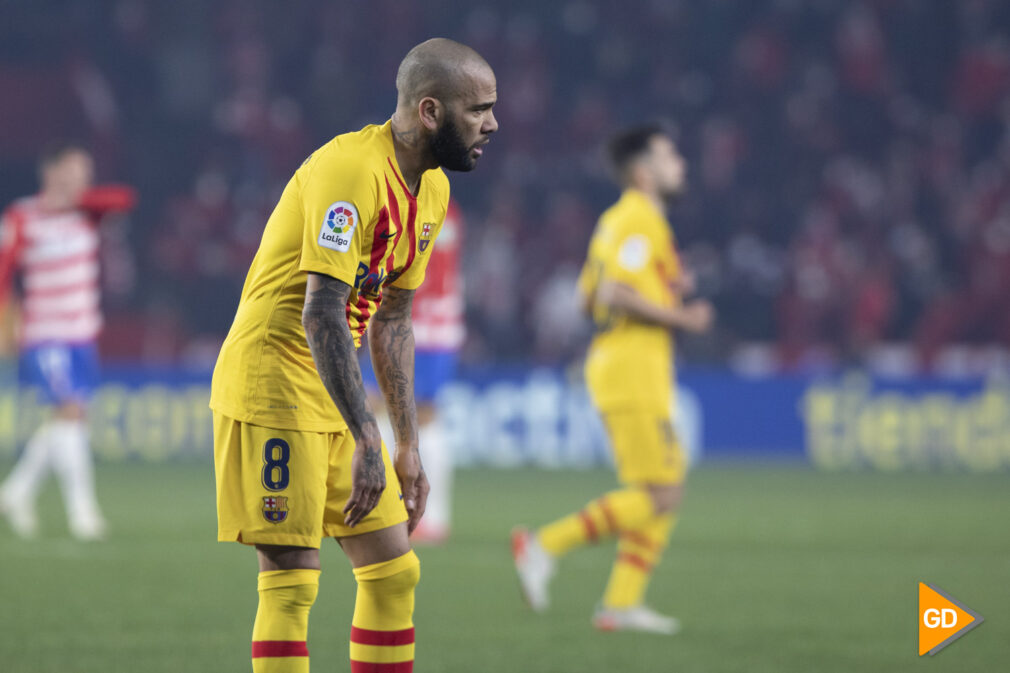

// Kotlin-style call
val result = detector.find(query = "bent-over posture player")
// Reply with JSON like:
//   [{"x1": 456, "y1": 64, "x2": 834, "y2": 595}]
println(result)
[
  {"x1": 513, "y1": 125, "x2": 713, "y2": 634},
  {"x1": 210, "y1": 39, "x2": 496, "y2": 673}
]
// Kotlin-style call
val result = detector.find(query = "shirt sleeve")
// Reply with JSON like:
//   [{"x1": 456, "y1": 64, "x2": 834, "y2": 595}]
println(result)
[
  {"x1": 298, "y1": 145, "x2": 380, "y2": 287},
  {"x1": 0, "y1": 209, "x2": 24, "y2": 306},
  {"x1": 604, "y1": 230, "x2": 657, "y2": 291},
  {"x1": 78, "y1": 184, "x2": 138, "y2": 217}
]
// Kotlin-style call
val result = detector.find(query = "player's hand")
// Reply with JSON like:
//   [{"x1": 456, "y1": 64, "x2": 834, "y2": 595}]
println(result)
[
  {"x1": 343, "y1": 438, "x2": 386, "y2": 527},
  {"x1": 394, "y1": 447, "x2": 430, "y2": 534},
  {"x1": 678, "y1": 299, "x2": 715, "y2": 333}
]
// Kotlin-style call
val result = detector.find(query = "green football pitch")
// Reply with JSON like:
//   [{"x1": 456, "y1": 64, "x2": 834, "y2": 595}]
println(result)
[{"x1": 0, "y1": 462, "x2": 1006, "y2": 673}]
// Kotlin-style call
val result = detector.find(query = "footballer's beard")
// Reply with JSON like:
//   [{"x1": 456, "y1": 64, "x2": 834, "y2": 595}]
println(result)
[{"x1": 430, "y1": 116, "x2": 478, "y2": 172}]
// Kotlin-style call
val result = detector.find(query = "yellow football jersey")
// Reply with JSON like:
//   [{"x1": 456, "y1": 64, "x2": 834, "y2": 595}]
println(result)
[
  {"x1": 578, "y1": 189, "x2": 682, "y2": 413},
  {"x1": 211, "y1": 121, "x2": 450, "y2": 432}
]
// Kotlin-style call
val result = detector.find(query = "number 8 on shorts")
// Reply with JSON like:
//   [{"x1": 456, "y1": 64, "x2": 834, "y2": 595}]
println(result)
[{"x1": 262, "y1": 438, "x2": 291, "y2": 491}]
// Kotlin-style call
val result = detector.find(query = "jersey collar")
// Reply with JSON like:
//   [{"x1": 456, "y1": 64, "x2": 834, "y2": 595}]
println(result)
[
  {"x1": 381, "y1": 120, "x2": 419, "y2": 202},
  {"x1": 622, "y1": 188, "x2": 666, "y2": 223}
]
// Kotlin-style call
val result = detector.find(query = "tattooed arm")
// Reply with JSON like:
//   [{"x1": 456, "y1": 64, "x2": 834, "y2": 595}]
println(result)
[
  {"x1": 302, "y1": 272, "x2": 385, "y2": 527},
  {"x1": 369, "y1": 285, "x2": 430, "y2": 533}
]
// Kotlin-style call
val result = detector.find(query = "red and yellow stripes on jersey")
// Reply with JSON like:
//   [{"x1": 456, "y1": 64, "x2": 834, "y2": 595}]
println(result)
[{"x1": 346, "y1": 158, "x2": 420, "y2": 343}]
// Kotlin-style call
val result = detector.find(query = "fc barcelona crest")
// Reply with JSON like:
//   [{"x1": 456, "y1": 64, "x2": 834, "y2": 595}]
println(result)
[
  {"x1": 419, "y1": 222, "x2": 435, "y2": 252},
  {"x1": 262, "y1": 496, "x2": 289, "y2": 524}
]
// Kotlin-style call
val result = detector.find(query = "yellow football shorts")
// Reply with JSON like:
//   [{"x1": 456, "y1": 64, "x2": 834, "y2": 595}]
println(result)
[
  {"x1": 213, "y1": 412, "x2": 408, "y2": 548},
  {"x1": 602, "y1": 410, "x2": 685, "y2": 485}
]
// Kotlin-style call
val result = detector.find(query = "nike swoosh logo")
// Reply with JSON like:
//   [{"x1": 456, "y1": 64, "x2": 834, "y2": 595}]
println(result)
[
  {"x1": 380, "y1": 231, "x2": 397, "y2": 239},
  {"x1": 398, "y1": 492, "x2": 404, "y2": 500}
]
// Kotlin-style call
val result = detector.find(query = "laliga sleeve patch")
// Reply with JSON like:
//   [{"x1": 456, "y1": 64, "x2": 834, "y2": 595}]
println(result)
[
  {"x1": 318, "y1": 201, "x2": 359, "y2": 252},
  {"x1": 617, "y1": 234, "x2": 650, "y2": 271}
]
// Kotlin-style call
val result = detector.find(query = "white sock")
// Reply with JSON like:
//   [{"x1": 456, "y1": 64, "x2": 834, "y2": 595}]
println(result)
[
  {"x1": 418, "y1": 418, "x2": 452, "y2": 532},
  {"x1": 48, "y1": 418, "x2": 106, "y2": 536},
  {"x1": 0, "y1": 422, "x2": 55, "y2": 508}
]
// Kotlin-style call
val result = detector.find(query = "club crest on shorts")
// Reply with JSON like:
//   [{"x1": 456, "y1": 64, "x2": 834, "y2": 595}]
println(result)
[
  {"x1": 262, "y1": 496, "x2": 289, "y2": 524},
  {"x1": 419, "y1": 222, "x2": 435, "y2": 252}
]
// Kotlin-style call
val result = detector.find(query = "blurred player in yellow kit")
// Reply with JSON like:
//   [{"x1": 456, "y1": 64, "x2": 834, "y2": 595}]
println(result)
[
  {"x1": 211, "y1": 39, "x2": 496, "y2": 673},
  {"x1": 513, "y1": 124, "x2": 713, "y2": 634}
]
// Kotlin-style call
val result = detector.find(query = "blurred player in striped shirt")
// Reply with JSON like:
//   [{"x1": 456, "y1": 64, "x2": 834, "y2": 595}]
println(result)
[{"x1": 0, "y1": 142, "x2": 136, "y2": 540}]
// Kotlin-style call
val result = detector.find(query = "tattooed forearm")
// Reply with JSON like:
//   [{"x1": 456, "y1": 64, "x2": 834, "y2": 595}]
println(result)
[
  {"x1": 369, "y1": 286, "x2": 418, "y2": 450},
  {"x1": 302, "y1": 273, "x2": 380, "y2": 446}
]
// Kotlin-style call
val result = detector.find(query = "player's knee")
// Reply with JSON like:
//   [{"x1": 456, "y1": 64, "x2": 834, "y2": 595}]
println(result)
[
  {"x1": 391, "y1": 552, "x2": 421, "y2": 594},
  {"x1": 354, "y1": 550, "x2": 420, "y2": 594},
  {"x1": 278, "y1": 577, "x2": 320, "y2": 611},
  {"x1": 352, "y1": 551, "x2": 420, "y2": 629},
  {"x1": 391, "y1": 555, "x2": 420, "y2": 594},
  {"x1": 256, "y1": 568, "x2": 321, "y2": 610},
  {"x1": 647, "y1": 484, "x2": 682, "y2": 514}
]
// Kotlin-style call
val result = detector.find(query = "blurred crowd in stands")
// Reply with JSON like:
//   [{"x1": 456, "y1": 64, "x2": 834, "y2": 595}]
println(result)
[{"x1": 1, "y1": 0, "x2": 1008, "y2": 374}]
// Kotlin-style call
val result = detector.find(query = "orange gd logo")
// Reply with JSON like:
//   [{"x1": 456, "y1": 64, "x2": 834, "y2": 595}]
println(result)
[{"x1": 918, "y1": 583, "x2": 983, "y2": 656}]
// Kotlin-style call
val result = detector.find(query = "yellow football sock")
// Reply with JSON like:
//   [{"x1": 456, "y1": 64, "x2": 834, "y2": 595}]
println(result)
[
  {"x1": 602, "y1": 513, "x2": 676, "y2": 609},
  {"x1": 251, "y1": 569, "x2": 320, "y2": 673},
  {"x1": 350, "y1": 550, "x2": 420, "y2": 673},
  {"x1": 537, "y1": 487, "x2": 654, "y2": 557}
]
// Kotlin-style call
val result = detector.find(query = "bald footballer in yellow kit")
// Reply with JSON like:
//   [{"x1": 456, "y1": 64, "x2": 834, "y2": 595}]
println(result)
[
  {"x1": 211, "y1": 39, "x2": 497, "y2": 673},
  {"x1": 513, "y1": 124, "x2": 713, "y2": 634}
]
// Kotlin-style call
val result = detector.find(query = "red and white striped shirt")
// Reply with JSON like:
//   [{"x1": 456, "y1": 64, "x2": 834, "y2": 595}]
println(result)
[
  {"x1": 0, "y1": 186, "x2": 135, "y2": 346},
  {"x1": 412, "y1": 199, "x2": 465, "y2": 352}
]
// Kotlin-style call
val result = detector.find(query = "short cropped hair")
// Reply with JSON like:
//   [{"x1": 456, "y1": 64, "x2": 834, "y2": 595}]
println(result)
[
  {"x1": 38, "y1": 141, "x2": 88, "y2": 171},
  {"x1": 606, "y1": 124, "x2": 667, "y2": 177}
]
